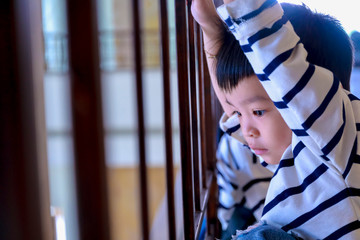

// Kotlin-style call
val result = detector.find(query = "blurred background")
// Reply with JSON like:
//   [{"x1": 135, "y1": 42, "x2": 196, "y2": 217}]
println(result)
[
  {"x1": 42, "y1": 0, "x2": 360, "y2": 239},
  {"x1": 43, "y1": 0, "x2": 180, "y2": 239}
]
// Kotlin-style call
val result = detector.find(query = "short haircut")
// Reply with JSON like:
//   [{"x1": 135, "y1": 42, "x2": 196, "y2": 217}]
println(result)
[
  {"x1": 216, "y1": 3, "x2": 354, "y2": 92},
  {"x1": 351, "y1": 31, "x2": 360, "y2": 67}
]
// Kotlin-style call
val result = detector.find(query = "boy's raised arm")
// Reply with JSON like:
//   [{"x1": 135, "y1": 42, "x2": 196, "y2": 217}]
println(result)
[
  {"x1": 191, "y1": 0, "x2": 223, "y2": 55},
  {"x1": 191, "y1": 0, "x2": 235, "y2": 106}
]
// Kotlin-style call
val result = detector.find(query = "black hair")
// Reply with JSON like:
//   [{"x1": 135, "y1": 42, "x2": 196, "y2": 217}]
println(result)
[
  {"x1": 216, "y1": 3, "x2": 354, "y2": 91},
  {"x1": 350, "y1": 31, "x2": 360, "y2": 67},
  {"x1": 216, "y1": 27, "x2": 254, "y2": 92}
]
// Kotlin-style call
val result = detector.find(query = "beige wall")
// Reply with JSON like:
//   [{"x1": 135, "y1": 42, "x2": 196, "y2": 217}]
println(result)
[
  {"x1": 107, "y1": 167, "x2": 177, "y2": 240},
  {"x1": 113, "y1": 0, "x2": 159, "y2": 30},
  {"x1": 112, "y1": 0, "x2": 161, "y2": 68}
]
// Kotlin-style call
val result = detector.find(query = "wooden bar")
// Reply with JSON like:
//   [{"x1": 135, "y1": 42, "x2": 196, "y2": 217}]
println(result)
[
  {"x1": 203, "y1": 49, "x2": 221, "y2": 237},
  {"x1": 159, "y1": 0, "x2": 177, "y2": 238},
  {"x1": 131, "y1": 0, "x2": 150, "y2": 240},
  {"x1": 175, "y1": 0, "x2": 196, "y2": 238},
  {"x1": 187, "y1": 2, "x2": 202, "y2": 213},
  {"x1": 0, "y1": 0, "x2": 52, "y2": 239},
  {"x1": 195, "y1": 22, "x2": 209, "y2": 207},
  {"x1": 203, "y1": 54, "x2": 217, "y2": 172},
  {"x1": 207, "y1": 173, "x2": 220, "y2": 238},
  {"x1": 65, "y1": 0, "x2": 110, "y2": 239}
]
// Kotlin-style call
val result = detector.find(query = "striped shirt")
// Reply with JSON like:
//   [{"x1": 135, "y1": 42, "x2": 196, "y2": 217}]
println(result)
[
  {"x1": 216, "y1": 132, "x2": 272, "y2": 230},
  {"x1": 216, "y1": 0, "x2": 360, "y2": 239}
]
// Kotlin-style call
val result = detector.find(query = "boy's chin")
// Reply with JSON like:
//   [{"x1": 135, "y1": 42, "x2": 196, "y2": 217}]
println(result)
[{"x1": 262, "y1": 156, "x2": 281, "y2": 165}]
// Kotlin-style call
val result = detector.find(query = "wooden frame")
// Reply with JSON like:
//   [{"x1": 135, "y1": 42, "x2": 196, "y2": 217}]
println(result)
[
  {"x1": 0, "y1": 0, "x2": 52, "y2": 239},
  {"x1": 0, "y1": 0, "x2": 220, "y2": 239}
]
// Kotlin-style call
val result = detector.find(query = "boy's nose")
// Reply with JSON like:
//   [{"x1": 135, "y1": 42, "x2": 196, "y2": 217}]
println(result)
[{"x1": 241, "y1": 118, "x2": 260, "y2": 138}]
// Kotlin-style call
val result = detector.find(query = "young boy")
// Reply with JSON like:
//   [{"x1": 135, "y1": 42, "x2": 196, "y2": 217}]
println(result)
[
  {"x1": 216, "y1": 4, "x2": 355, "y2": 237},
  {"x1": 192, "y1": 0, "x2": 360, "y2": 239}
]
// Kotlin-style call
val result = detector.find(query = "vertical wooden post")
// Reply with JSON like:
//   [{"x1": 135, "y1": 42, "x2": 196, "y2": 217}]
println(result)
[
  {"x1": 66, "y1": 0, "x2": 110, "y2": 239},
  {"x1": 0, "y1": 0, "x2": 52, "y2": 239},
  {"x1": 131, "y1": 0, "x2": 150, "y2": 240},
  {"x1": 159, "y1": 0, "x2": 177, "y2": 238},
  {"x1": 187, "y1": 1, "x2": 202, "y2": 213},
  {"x1": 196, "y1": 23, "x2": 209, "y2": 200},
  {"x1": 203, "y1": 51, "x2": 221, "y2": 238},
  {"x1": 174, "y1": 0, "x2": 196, "y2": 238}
]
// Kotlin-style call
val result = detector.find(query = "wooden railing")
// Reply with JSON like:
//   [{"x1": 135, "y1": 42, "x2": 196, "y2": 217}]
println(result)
[
  {"x1": 174, "y1": 0, "x2": 220, "y2": 238},
  {"x1": 0, "y1": 0, "x2": 221, "y2": 239}
]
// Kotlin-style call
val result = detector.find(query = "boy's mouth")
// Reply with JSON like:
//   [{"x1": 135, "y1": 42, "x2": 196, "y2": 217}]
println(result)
[
  {"x1": 249, "y1": 145, "x2": 268, "y2": 155},
  {"x1": 253, "y1": 149, "x2": 268, "y2": 155}
]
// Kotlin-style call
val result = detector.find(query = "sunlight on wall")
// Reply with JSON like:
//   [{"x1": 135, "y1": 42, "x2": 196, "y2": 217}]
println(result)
[{"x1": 279, "y1": 0, "x2": 360, "y2": 33}]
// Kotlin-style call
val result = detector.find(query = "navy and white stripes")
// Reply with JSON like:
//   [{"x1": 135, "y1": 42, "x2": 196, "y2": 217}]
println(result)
[
  {"x1": 263, "y1": 163, "x2": 329, "y2": 216},
  {"x1": 234, "y1": 0, "x2": 278, "y2": 24},
  {"x1": 241, "y1": 15, "x2": 289, "y2": 54},
  {"x1": 216, "y1": 134, "x2": 272, "y2": 230},
  {"x1": 217, "y1": 0, "x2": 360, "y2": 238}
]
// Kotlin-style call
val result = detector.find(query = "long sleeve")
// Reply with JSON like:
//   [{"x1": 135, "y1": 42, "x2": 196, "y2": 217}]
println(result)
[
  {"x1": 216, "y1": 0, "x2": 360, "y2": 239},
  {"x1": 216, "y1": 133, "x2": 272, "y2": 230}
]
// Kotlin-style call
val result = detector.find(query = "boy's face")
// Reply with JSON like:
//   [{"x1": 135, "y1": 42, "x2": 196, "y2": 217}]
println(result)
[{"x1": 218, "y1": 75, "x2": 292, "y2": 165}]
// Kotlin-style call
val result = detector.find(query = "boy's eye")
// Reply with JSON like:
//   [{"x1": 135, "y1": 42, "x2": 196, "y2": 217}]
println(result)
[
  {"x1": 233, "y1": 111, "x2": 241, "y2": 117},
  {"x1": 253, "y1": 110, "x2": 265, "y2": 116}
]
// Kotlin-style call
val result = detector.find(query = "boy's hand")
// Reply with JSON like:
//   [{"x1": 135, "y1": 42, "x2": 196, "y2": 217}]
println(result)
[
  {"x1": 191, "y1": 0, "x2": 224, "y2": 54},
  {"x1": 191, "y1": 0, "x2": 218, "y2": 30},
  {"x1": 191, "y1": 0, "x2": 223, "y2": 36}
]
